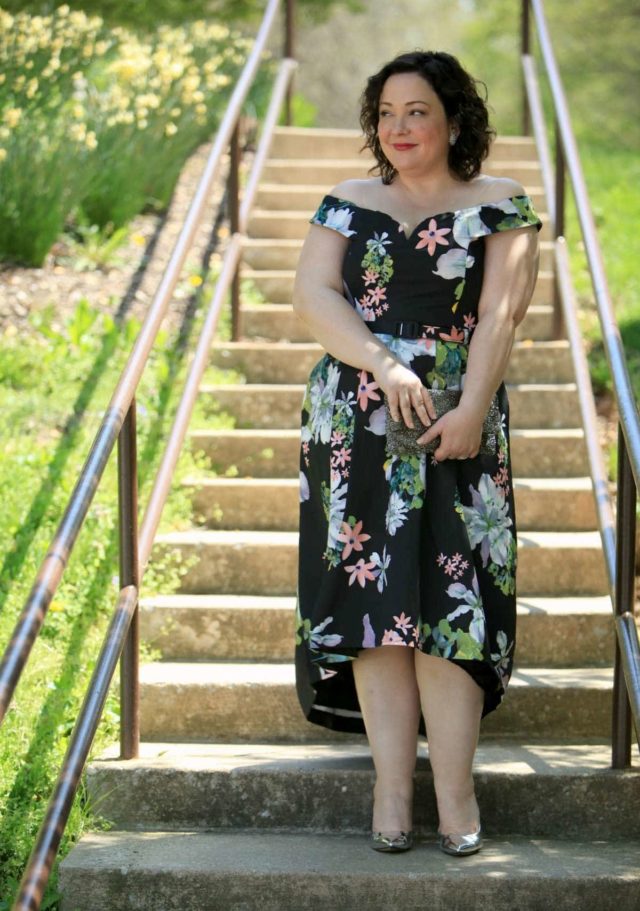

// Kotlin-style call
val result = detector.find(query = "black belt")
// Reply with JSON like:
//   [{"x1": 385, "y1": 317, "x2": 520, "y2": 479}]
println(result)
[{"x1": 370, "y1": 318, "x2": 470, "y2": 342}]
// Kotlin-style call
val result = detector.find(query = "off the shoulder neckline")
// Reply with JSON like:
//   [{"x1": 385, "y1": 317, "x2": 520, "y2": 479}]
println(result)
[{"x1": 322, "y1": 192, "x2": 535, "y2": 242}]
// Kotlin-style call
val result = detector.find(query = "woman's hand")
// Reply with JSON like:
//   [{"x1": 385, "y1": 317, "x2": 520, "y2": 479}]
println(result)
[
  {"x1": 417, "y1": 400, "x2": 484, "y2": 461},
  {"x1": 372, "y1": 357, "x2": 437, "y2": 429}
]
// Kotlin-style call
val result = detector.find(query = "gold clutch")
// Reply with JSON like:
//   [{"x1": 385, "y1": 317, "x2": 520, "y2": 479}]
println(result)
[{"x1": 384, "y1": 388, "x2": 500, "y2": 457}]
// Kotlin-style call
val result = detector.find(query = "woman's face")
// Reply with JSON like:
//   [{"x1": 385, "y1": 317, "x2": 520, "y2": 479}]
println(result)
[{"x1": 377, "y1": 71, "x2": 455, "y2": 176}]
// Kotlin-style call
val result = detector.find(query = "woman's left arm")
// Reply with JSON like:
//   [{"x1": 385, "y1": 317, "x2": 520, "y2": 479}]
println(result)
[
  {"x1": 418, "y1": 217, "x2": 540, "y2": 459},
  {"x1": 457, "y1": 220, "x2": 541, "y2": 418}
]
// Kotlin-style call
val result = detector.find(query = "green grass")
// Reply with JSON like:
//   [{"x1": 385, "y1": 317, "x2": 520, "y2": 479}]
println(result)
[
  {"x1": 566, "y1": 142, "x2": 640, "y2": 404},
  {"x1": 0, "y1": 276, "x2": 236, "y2": 908}
]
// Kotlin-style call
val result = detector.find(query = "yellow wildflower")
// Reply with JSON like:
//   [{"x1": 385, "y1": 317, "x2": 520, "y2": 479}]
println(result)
[
  {"x1": 26, "y1": 78, "x2": 39, "y2": 99},
  {"x1": 85, "y1": 130, "x2": 97, "y2": 150},
  {"x1": 0, "y1": 149, "x2": 7, "y2": 162},
  {"x1": 69, "y1": 122, "x2": 86, "y2": 142},
  {"x1": 131, "y1": 233, "x2": 146, "y2": 246},
  {"x1": 137, "y1": 118, "x2": 148, "y2": 130},
  {"x1": 4, "y1": 108, "x2": 22, "y2": 129},
  {"x1": 188, "y1": 275, "x2": 203, "y2": 287},
  {"x1": 164, "y1": 122, "x2": 178, "y2": 137}
]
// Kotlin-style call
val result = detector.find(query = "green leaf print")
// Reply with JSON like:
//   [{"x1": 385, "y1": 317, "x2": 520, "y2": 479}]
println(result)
[
  {"x1": 454, "y1": 630, "x2": 485, "y2": 661},
  {"x1": 425, "y1": 341, "x2": 467, "y2": 389},
  {"x1": 488, "y1": 536, "x2": 517, "y2": 596}
]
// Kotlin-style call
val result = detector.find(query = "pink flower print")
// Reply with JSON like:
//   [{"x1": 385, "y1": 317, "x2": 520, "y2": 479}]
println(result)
[
  {"x1": 440, "y1": 552, "x2": 467, "y2": 581},
  {"x1": 331, "y1": 447, "x2": 351, "y2": 469},
  {"x1": 302, "y1": 441, "x2": 310, "y2": 454},
  {"x1": 463, "y1": 312, "x2": 477, "y2": 330},
  {"x1": 493, "y1": 466, "x2": 509, "y2": 489},
  {"x1": 412, "y1": 625, "x2": 420, "y2": 642},
  {"x1": 381, "y1": 629, "x2": 405, "y2": 645},
  {"x1": 415, "y1": 219, "x2": 451, "y2": 255},
  {"x1": 363, "y1": 268, "x2": 379, "y2": 286},
  {"x1": 374, "y1": 307, "x2": 383, "y2": 317},
  {"x1": 382, "y1": 302, "x2": 390, "y2": 311},
  {"x1": 357, "y1": 370, "x2": 381, "y2": 411},
  {"x1": 394, "y1": 612, "x2": 413, "y2": 635},
  {"x1": 344, "y1": 557, "x2": 377, "y2": 588},
  {"x1": 330, "y1": 430, "x2": 345, "y2": 446},
  {"x1": 337, "y1": 520, "x2": 371, "y2": 560},
  {"x1": 439, "y1": 326, "x2": 466, "y2": 343},
  {"x1": 343, "y1": 468, "x2": 350, "y2": 478},
  {"x1": 368, "y1": 286, "x2": 387, "y2": 306}
]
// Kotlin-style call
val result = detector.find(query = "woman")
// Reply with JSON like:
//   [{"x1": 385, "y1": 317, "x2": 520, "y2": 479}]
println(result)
[{"x1": 293, "y1": 50, "x2": 542, "y2": 855}]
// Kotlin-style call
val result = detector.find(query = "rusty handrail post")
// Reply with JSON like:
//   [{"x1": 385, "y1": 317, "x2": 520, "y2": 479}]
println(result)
[
  {"x1": 229, "y1": 122, "x2": 242, "y2": 342},
  {"x1": 552, "y1": 115, "x2": 565, "y2": 340},
  {"x1": 118, "y1": 400, "x2": 140, "y2": 760},
  {"x1": 284, "y1": 0, "x2": 295, "y2": 125},
  {"x1": 612, "y1": 426, "x2": 637, "y2": 766},
  {"x1": 521, "y1": 0, "x2": 531, "y2": 135}
]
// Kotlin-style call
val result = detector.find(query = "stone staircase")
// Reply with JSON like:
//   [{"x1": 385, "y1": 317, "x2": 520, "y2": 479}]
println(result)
[{"x1": 59, "y1": 127, "x2": 640, "y2": 909}]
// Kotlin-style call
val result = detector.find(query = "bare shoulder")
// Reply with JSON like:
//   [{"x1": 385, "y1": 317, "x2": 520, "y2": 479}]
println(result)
[
  {"x1": 328, "y1": 177, "x2": 382, "y2": 206},
  {"x1": 477, "y1": 175, "x2": 527, "y2": 203}
]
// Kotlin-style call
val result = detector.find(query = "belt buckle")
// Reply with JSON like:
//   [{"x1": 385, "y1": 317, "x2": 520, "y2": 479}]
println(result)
[{"x1": 395, "y1": 320, "x2": 422, "y2": 339}]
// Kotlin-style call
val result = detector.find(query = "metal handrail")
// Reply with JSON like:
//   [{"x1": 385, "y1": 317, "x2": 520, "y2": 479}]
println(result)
[
  {"x1": 9, "y1": 1, "x2": 297, "y2": 907},
  {"x1": 521, "y1": 0, "x2": 640, "y2": 766}
]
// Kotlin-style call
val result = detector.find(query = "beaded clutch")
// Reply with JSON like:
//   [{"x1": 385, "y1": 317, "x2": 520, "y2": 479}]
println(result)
[{"x1": 384, "y1": 388, "x2": 501, "y2": 457}]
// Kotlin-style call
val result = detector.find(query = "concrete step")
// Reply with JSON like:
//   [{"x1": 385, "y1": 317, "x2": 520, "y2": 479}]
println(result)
[
  {"x1": 260, "y1": 158, "x2": 543, "y2": 189},
  {"x1": 242, "y1": 234, "x2": 555, "y2": 271},
  {"x1": 84, "y1": 740, "x2": 637, "y2": 836},
  {"x1": 210, "y1": 339, "x2": 575, "y2": 385},
  {"x1": 267, "y1": 125, "x2": 542, "y2": 161},
  {"x1": 248, "y1": 207, "x2": 553, "y2": 240},
  {"x1": 241, "y1": 267, "x2": 554, "y2": 304},
  {"x1": 185, "y1": 476, "x2": 596, "y2": 532},
  {"x1": 58, "y1": 829, "x2": 640, "y2": 911},
  {"x1": 253, "y1": 183, "x2": 548, "y2": 218},
  {"x1": 139, "y1": 594, "x2": 613, "y2": 666},
  {"x1": 199, "y1": 382, "x2": 582, "y2": 430},
  {"x1": 239, "y1": 302, "x2": 560, "y2": 342},
  {"x1": 189, "y1": 428, "x2": 589, "y2": 479},
  {"x1": 151, "y1": 528, "x2": 607, "y2": 597},
  {"x1": 134, "y1": 662, "x2": 613, "y2": 741}
]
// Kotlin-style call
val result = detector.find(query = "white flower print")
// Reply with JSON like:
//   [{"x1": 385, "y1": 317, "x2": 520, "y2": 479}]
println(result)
[
  {"x1": 308, "y1": 362, "x2": 340, "y2": 443},
  {"x1": 370, "y1": 545, "x2": 391, "y2": 593},
  {"x1": 461, "y1": 473, "x2": 513, "y2": 567},
  {"x1": 385, "y1": 490, "x2": 409, "y2": 535},
  {"x1": 309, "y1": 616, "x2": 344, "y2": 648},
  {"x1": 299, "y1": 470, "x2": 310, "y2": 502},
  {"x1": 446, "y1": 573, "x2": 486, "y2": 645},
  {"x1": 452, "y1": 207, "x2": 487, "y2": 249},
  {"x1": 432, "y1": 247, "x2": 475, "y2": 281},
  {"x1": 491, "y1": 629, "x2": 514, "y2": 683},
  {"x1": 367, "y1": 230, "x2": 393, "y2": 257},
  {"x1": 323, "y1": 206, "x2": 357, "y2": 237},
  {"x1": 327, "y1": 471, "x2": 348, "y2": 550},
  {"x1": 365, "y1": 404, "x2": 387, "y2": 436}
]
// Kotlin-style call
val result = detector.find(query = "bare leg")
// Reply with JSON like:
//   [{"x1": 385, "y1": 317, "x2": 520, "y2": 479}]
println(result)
[
  {"x1": 352, "y1": 646, "x2": 421, "y2": 834},
  {"x1": 414, "y1": 651, "x2": 484, "y2": 834}
]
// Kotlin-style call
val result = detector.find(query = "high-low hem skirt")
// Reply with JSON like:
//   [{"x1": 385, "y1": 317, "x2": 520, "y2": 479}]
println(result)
[{"x1": 295, "y1": 331, "x2": 517, "y2": 738}]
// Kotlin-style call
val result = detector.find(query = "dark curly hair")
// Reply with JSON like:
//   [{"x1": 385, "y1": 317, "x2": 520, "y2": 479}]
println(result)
[{"x1": 359, "y1": 50, "x2": 496, "y2": 183}]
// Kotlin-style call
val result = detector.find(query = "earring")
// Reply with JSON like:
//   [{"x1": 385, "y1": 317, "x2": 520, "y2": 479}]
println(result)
[{"x1": 449, "y1": 132, "x2": 458, "y2": 145}]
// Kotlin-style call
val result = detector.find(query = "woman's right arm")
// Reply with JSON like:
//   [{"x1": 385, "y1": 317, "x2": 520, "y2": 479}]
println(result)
[{"x1": 292, "y1": 221, "x2": 437, "y2": 427}]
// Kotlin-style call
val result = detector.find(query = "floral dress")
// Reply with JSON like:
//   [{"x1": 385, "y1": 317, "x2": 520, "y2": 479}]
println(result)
[{"x1": 295, "y1": 192, "x2": 543, "y2": 736}]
